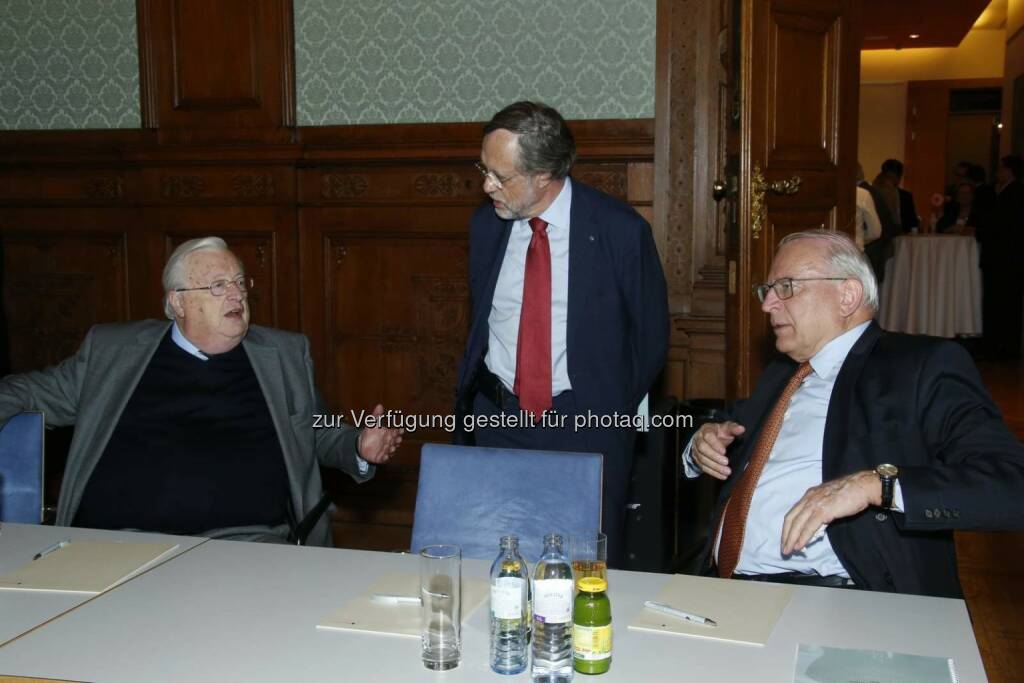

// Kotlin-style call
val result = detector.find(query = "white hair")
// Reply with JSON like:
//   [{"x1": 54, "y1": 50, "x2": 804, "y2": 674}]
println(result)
[
  {"x1": 162, "y1": 236, "x2": 231, "y2": 319},
  {"x1": 778, "y1": 230, "x2": 879, "y2": 312}
]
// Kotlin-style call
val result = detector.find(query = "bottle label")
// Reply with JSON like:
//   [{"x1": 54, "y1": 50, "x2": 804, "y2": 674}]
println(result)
[
  {"x1": 533, "y1": 578, "x2": 573, "y2": 624},
  {"x1": 491, "y1": 577, "x2": 524, "y2": 619},
  {"x1": 573, "y1": 623, "x2": 612, "y2": 660}
]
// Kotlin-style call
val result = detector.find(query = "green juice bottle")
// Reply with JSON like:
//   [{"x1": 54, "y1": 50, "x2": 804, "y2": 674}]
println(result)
[{"x1": 572, "y1": 576, "x2": 611, "y2": 674}]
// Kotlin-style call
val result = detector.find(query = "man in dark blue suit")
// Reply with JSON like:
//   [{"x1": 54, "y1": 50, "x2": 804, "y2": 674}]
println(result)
[{"x1": 454, "y1": 102, "x2": 669, "y2": 564}]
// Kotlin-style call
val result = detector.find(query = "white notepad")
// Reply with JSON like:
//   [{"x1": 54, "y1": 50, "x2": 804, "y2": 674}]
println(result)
[
  {"x1": 0, "y1": 540, "x2": 180, "y2": 594},
  {"x1": 317, "y1": 571, "x2": 489, "y2": 638},
  {"x1": 628, "y1": 574, "x2": 792, "y2": 647}
]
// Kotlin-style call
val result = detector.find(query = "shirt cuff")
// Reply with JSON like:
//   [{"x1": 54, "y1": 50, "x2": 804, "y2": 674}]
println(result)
[
  {"x1": 356, "y1": 455, "x2": 369, "y2": 475},
  {"x1": 892, "y1": 479, "x2": 904, "y2": 513},
  {"x1": 681, "y1": 436, "x2": 702, "y2": 479}
]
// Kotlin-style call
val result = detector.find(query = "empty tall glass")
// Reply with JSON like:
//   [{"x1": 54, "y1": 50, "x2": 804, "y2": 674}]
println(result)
[{"x1": 420, "y1": 544, "x2": 461, "y2": 670}]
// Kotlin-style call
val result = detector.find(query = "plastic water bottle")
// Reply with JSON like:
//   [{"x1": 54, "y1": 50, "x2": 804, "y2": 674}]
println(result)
[
  {"x1": 532, "y1": 533, "x2": 574, "y2": 682},
  {"x1": 490, "y1": 535, "x2": 529, "y2": 675}
]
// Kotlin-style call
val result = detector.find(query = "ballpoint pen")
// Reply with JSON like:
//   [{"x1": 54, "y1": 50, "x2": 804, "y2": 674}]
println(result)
[
  {"x1": 33, "y1": 539, "x2": 71, "y2": 561},
  {"x1": 371, "y1": 593, "x2": 421, "y2": 605},
  {"x1": 643, "y1": 600, "x2": 718, "y2": 627}
]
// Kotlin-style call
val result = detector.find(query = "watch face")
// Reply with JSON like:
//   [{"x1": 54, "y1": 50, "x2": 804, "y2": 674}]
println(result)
[{"x1": 877, "y1": 463, "x2": 898, "y2": 478}]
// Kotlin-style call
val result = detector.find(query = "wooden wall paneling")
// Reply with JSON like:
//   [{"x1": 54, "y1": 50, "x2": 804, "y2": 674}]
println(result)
[
  {"x1": 904, "y1": 78, "x2": 1003, "y2": 228},
  {"x1": 138, "y1": 0, "x2": 296, "y2": 143}
]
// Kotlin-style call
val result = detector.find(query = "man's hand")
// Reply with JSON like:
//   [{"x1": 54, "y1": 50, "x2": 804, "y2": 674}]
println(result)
[
  {"x1": 781, "y1": 470, "x2": 882, "y2": 555},
  {"x1": 356, "y1": 404, "x2": 404, "y2": 464},
  {"x1": 691, "y1": 421, "x2": 745, "y2": 480}
]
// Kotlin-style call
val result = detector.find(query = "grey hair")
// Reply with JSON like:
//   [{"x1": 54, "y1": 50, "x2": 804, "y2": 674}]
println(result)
[
  {"x1": 778, "y1": 230, "x2": 879, "y2": 312},
  {"x1": 483, "y1": 101, "x2": 576, "y2": 180},
  {"x1": 161, "y1": 236, "x2": 231, "y2": 319}
]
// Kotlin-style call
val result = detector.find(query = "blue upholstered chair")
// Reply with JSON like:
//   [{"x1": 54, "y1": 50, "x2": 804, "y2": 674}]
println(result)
[
  {"x1": 410, "y1": 443, "x2": 603, "y2": 562},
  {"x1": 0, "y1": 411, "x2": 45, "y2": 524}
]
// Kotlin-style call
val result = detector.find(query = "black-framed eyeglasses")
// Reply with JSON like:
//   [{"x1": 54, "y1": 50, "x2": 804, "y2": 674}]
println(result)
[
  {"x1": 175, "y1": 276, "x2": 254, "y2": 297},
  {"x1": 474, "y1": 161, "x2": 519, "y2": 190},
  {"x1": 753, "y1": 277, "x2": 847, "y2": 302}
]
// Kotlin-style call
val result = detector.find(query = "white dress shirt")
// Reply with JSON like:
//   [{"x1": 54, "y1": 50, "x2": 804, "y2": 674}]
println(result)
[
  {"x1": 683, "y1": 320, "x2": 904, "y2": 575},
  {"x1": 485, "y1": 178, "x2": 573, "y2": 395}
]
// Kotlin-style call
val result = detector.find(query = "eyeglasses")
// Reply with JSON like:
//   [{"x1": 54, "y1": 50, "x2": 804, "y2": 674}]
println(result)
[
  {"x1": 175, "y1": 276, "x2": 254, "y2": 297},
  {"x1": 753, "y1": 277, "x2": 847, "y2": 302},
  {"x1": 474, "y1": 161, "x2": 519, "y2": 190}
]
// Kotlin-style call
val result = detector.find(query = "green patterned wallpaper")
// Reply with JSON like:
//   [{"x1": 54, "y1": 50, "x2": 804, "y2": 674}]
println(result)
[
  {"x1": 294, "y1": 0, "x2": 656, "y2": 125},
  {"x1": 0, "y1": 0, "x2": 140, "y2": 130}
]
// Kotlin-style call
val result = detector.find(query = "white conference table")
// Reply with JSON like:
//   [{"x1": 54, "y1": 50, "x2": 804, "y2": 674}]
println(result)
[
  {"x1": 0, "y1": 523, "x2": 206, "y2": 649},
  {"x1": 0, "y1": 524, "x2": 987, "y2": 682},
  {"x1": 879, "y1": 234, "x2": 982, "y2": 338}
]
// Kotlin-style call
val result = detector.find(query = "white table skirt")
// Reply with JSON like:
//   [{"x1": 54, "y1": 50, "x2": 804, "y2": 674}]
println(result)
[{"x1": 879, "y1": 235, "x2": 982, "y2": 338}]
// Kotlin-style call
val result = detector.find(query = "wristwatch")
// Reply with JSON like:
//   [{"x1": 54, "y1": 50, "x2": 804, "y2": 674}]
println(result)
[{"x1": 875, "y1": 463, "x2": 899, "y2": 509}]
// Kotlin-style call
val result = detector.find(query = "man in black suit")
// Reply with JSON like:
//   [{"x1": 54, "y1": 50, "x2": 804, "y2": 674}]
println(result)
[
  {"x1": 881, "y1": 158, "x2": 919, "y2": 233},
  {"x1": 978, "y1": 155, "x2": 1024, "y2": 359},
  {"x1": 684, "y1": 230, "x2": 1023, "y2": 597},
  {"x1": 454, "y1": 101, "x2": 669, "y2": 563}
]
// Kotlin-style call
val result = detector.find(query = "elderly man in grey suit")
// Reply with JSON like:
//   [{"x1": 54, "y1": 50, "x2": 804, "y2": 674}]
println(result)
[{"x1": 0, "y1": 237, "x2": 401, "y2": 546}]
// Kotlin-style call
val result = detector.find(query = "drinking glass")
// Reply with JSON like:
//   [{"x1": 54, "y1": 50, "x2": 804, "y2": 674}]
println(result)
[
  {"x1": 419, "y1": 544, "x2": 461, "y2": 670},
  {"x1": 570, "y1": 531, "x2": 608, "y2": 583}
]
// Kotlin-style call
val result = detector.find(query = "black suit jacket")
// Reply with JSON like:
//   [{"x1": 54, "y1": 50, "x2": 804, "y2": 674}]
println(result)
[
  {"x1": 898, "y1": 187, "x2": 918, "y2": 232},
  {"x1": 704, "y1": 322, "x2": 1024, "y2": 597},
  {"x1": 454, "y1": 178, "x2": 669, "y2": 437}
]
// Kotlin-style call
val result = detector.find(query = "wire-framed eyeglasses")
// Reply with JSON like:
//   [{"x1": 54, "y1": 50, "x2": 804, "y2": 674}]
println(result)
[
  {"x1": 175, "y1": 276, "x2": 254, "y2": 297},
  {"x1": 474, "y1": 161, "x2": 519, "y2": 190},
  {"x1": 753, "y1": 277, "x2": 847, "y2": 303}
]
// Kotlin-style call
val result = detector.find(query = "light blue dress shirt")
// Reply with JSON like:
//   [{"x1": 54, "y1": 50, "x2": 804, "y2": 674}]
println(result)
[
  {"x1": 683, "y1": 320, "x2": 904, "y2": 576},
  {"x1": 485, "y1": 178, "x2": 573, "y2": 395}
]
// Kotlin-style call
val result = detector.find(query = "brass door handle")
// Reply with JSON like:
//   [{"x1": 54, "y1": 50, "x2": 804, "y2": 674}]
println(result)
[
  {"x1": 712, "y1": 179, "x2": 728, "y2": 202},
  {"x1": 751, "y1": 164, "x2": 802, "y2": 239}
]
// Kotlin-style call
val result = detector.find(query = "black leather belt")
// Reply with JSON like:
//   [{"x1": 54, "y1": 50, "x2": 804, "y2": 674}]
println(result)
[
  {"x1": 731, "y1": 572, "x2": 857, "y2": 588},
  {"x1": 475, "y1": 366, "x2": 515, "y2": 410}
]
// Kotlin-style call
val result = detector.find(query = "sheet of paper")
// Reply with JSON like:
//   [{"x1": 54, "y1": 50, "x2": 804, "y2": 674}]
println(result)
[
  {"x1": 317, "y1": 571, "x2": 489, "y2": 638},
  {"x1": 627, "y1": 574, "x2": 792, "y2": 647},
  {"x1": 0, "y1": 540, "x2": 180, "y2": 594},
  {"x1": 794, "y1": 644, "x2": 958, "y2": 683}
]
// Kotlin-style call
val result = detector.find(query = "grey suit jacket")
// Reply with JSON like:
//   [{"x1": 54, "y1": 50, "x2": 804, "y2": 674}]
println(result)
[{"x1": 0, "y1": 320, "x2": 371, "y2": 546}]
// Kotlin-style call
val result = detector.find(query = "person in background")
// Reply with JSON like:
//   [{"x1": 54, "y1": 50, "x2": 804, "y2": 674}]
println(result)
[
  {"x1": 967, "y1": 164, "x2": 996, "y2": 218},
  {"x1": 977, "y1": 155, "x2": 1024, "y2": 359},
  {"x1": 936, "y1": 182, "x2": 980, "y2": 234},
  {"x1": 860, "y1": 164, "x2": 899, "y2": 283},
  {"x1": 0, "y1": 237, "x2": 403, "y2": 545},
  {"x1": 880, "y1": 159, "x2": 919, "y2": 234},
  {"x1": 683, "y1": 230, "x2": 1023, "y2": 598},
  {"x1": 855, "y1": 165, "x2": 882, "y2": 249}
]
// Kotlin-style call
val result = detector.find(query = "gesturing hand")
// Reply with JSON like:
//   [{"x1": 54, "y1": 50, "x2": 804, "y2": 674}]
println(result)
[
  {"x1": 691, "y1": 421, "x2": 746, "y2": 480},
  {"x1": 781, "y1": 470, "x2": 881, "y2": 555},
  {"x1": 356, "y1": 404, "x2": 404, "y2": 464}
]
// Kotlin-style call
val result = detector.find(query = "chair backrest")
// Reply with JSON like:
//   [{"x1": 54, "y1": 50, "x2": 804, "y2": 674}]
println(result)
[
  {"x1": 411, "y1": 443, "x2": 603, "y2": 563},
  {"x1": 0, "y1": 411, "x2": 45, "y2": 523}
]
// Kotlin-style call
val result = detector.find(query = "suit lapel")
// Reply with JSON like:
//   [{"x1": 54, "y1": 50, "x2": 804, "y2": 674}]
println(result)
[
  {"x1": 822, "y1": 321, "x2": 883, "y2": 481},
  {"x1": 468, "y1": 215, "x2": 513, "y2": 351},
  {"x1": 566, "y1": 179, "x2": 594, "y2": 373}
]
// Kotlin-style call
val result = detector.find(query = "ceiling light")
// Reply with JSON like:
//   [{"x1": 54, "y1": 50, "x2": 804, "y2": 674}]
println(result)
[{"x1": 909, "y1": 34, "x2": 920, "y2": 39}]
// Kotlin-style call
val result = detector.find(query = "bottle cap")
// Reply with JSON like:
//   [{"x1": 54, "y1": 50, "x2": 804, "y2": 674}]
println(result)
[{"x1": 577, "y1": 577, "x2": 607, "y2": 592}]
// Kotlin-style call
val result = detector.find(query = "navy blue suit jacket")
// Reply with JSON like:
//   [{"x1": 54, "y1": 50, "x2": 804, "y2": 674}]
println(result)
[
  {"x1": 702, "y1": 322, "x2": 1024, "y2": 597},
  {"x1": 454, "y1": 179, "x2": 669, "y2": 440}
]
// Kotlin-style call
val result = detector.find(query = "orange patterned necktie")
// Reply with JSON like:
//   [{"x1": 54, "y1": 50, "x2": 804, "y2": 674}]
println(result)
[{"x1": 716, "y1": 361, "x2": 813, "y2": 578}]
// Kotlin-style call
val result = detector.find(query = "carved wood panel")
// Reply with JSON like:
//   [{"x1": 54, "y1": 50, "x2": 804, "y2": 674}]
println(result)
[
  {"x1": 138, "y1": 0, "x2": 295, "y2": 140},
  {"x1": 766, "y1": 5, "x2": 841, "y2": 166},
  {"x1": 1, "y1": 231, "x2": 128, "y2": 372}
]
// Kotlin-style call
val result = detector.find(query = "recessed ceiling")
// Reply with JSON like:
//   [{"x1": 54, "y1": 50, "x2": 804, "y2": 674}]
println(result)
[{"x1": 862, "y1": 0, "x2": 996, "y2": 50}]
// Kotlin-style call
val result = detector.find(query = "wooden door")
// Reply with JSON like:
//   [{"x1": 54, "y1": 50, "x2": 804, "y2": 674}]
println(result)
[{"x1": 725, "y1": 0, "x2": 861, "y2": 398}]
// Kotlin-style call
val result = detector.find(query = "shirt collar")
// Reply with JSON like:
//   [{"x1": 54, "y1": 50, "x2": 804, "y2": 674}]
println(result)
[
  {"x1": 171, "y1": 321, "x2": 209, "y2": 361},
  {"x1": 808, "y1": 320, "x2": 871, "y2": 381},
  {"x1": 535, "y1": 176, "x2": 572, "y2": 231}
]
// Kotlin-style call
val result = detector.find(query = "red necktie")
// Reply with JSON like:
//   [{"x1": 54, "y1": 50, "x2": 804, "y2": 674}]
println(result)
[
  {"x1": 514, "y1": 217, "x2": 552, "y2": 416},
  {"x1": 715, "y1": 361, "x2": 813, "y2": 577}
]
